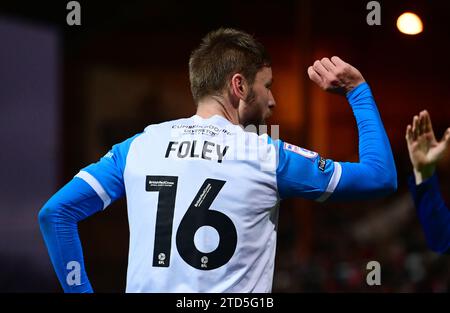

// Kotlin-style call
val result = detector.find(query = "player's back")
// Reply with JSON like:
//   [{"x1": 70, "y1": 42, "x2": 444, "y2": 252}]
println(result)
[{"x1": 123, "y1": 114, "x2": 279, "y2": 292}]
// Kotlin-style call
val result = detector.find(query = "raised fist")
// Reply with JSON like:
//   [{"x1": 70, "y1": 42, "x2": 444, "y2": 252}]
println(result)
[{"x1": 307, "y1": 56, "x2": 365, "y2": 95}]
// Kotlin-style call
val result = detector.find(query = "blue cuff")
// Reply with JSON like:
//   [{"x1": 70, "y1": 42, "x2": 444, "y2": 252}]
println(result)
[{"x1": 346, "y1": 82, "x2": 370, "y2": 102}]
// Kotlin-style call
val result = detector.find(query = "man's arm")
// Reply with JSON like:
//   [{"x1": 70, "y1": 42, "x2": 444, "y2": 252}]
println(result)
[
  {"x1": 329, "y1": 81, "x2": 397, "y2": 200},
  {"x1": 408, "y1": 174, "x2": 450, "y2": 254},
  {"x1": 38, "y1": 178, "x2": 103, "y2": 292},
  {"x1": 406, "y1": 111, "x2": 450, "y2": 254},
  {"x1": 39, "y1": 134, "x2": 141, "y2": 292},
  {"x1": 275, "y1": 56, "x2": 396, "y2": 201}
]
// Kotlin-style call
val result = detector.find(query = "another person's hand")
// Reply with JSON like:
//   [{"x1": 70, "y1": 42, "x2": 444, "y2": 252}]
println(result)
[
  {"x1": 307, "y1": 56, "x2": 366, "y2": 95},
  {"x1": 406, "y1": 110, "x2": 450, "y2": 184}
]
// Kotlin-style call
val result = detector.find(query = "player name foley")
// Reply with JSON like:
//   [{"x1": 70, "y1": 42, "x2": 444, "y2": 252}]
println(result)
[
  {"x1": 176, "y1": 297, "x2": 210, "y2": 310},
  {"x1": 165, "y1": 140, "x2": 229, "y2": 163}
]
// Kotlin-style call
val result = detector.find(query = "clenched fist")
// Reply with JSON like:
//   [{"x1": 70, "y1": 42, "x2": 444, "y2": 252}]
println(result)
[{"x1": 307, "y1": 56, "x2": 365, "y2": 95}]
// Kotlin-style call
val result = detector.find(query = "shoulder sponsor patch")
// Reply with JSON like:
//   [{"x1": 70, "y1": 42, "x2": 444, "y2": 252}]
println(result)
[{"x1": 283, "y1": 142, "x2": 318, "y2": 159}]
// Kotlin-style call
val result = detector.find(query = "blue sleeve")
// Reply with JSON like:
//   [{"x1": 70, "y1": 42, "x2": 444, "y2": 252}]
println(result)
[
  {"x1": 38, "y1": 134, "x2": 141, "y2": 293},
  {"x1": 408, "y1": 173, "x2": 450, "y2": 254},
  {"x1": 274, "y1": 83, "x2": 397, "y2": 202},
  {"x1": 330, "y1": 82, "x2": 397, "y2": 200},
  {"x1": 274, "y1": 139, "x2": 340, "y2": 201},
  {"x1": 77, "y1": 134, "x2": 141, "y2": 205},
  {"x1": 38, "y1": 177, "x2": 102, "y2": 293}
]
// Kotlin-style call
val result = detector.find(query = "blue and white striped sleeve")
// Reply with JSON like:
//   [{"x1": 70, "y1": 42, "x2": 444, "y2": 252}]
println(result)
[
  {"x1": 39, "y1": 133, "x2": 141, "y2": 293},
  {"x1": 75, "y1": 133, "x2": 141, "y2": 209},
  {"x1": 272, "y1": 82, "x2": 397, "y2": 203},
  {"x1": 273, "y1": 139, "x2": 341, "y2": 202}
]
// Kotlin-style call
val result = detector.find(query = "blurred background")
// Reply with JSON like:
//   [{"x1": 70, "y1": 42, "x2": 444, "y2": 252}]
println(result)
[{"x1": 0, "y1": 0, "x2": 449, "y2": 292}]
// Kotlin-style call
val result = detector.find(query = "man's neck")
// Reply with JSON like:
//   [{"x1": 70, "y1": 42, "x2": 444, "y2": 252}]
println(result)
[{"x1": 196, "y1": 95, "x2": 240, "y2": 125}]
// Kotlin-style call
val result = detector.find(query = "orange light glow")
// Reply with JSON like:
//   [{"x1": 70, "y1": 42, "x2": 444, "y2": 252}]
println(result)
[{"x1": 397, "y1": 12, "x2": 423, "y2": 35}]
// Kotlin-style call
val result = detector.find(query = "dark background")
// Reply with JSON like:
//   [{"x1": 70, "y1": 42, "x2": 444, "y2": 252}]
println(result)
[{"x1": 0, "y1": 0, "x2": 449, "y2": 292}]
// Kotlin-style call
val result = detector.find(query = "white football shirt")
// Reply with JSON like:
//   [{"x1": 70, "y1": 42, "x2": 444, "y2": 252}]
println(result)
[{"x1": 76, "y1": 114, "x2": 341, "y2": 292}]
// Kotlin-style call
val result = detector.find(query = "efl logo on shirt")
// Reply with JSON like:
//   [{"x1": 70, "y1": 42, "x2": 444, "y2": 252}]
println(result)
[
  {"x1": 318, "y1": 157, "x2": 326, "y2": 171},
  {"x1": 284, "y1": 142, "x2": 318, "y2": 159}
]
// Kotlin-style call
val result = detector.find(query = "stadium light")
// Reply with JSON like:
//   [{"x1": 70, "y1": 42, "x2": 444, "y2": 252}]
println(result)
[{"x1": 397, "y1": 12, "x2": 423, "y2": 35}]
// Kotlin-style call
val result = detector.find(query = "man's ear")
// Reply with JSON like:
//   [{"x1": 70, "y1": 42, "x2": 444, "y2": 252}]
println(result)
[{"x1": 230, "y1": 73, "x2": 248, "y2": 100}]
